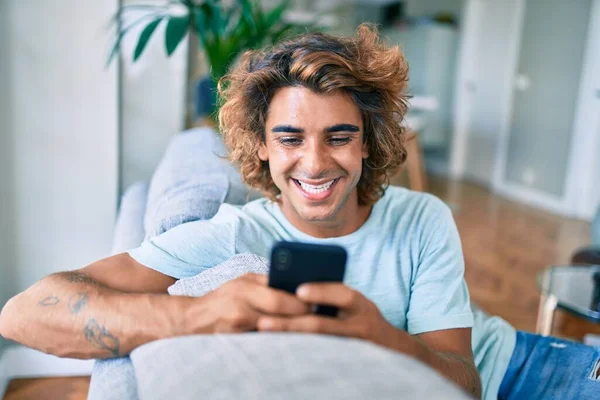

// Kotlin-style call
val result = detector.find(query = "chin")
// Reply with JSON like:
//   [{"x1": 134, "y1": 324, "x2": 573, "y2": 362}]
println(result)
[
  {"x1": 299, "y1": 209, "x2": 337, "y2": 222},
  {"x1": 292, "y1": 200, "x2": 341, "y2": 222}
]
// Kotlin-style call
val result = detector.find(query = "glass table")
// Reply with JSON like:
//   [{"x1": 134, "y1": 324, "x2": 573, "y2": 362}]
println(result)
[{"x1": 536, "y1": 266, "x2": 600, "y2": 336}]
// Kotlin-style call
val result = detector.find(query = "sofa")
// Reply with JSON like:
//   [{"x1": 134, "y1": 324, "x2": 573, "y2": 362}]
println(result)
[{"x1": 87, "y1": 128, "x2": 476, "y2": 400}]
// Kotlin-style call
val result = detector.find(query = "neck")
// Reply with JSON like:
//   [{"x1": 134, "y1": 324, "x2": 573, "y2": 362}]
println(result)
[{"x1": 278, "y1": 194, "x2": 373, "y2": 238}]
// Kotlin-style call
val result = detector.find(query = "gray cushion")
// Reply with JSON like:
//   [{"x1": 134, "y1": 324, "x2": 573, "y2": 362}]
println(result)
[
  {"x1": 111, "y1": 181, "x2": 149, "y2": 254},
  {"x1": 89, "y1": 182, "x2": 148, "y2": 400},
  {"x1": 88, "y1": 356, "x2": 139, "y2": 400},
  {"x1": 143, "y1": 127, "x2": 261, "y2": 240},
  {"x1": 168, "y1": 253, "x2": 269, "y2": 297},
  {"x1": 130, "y1": 333, "x2": 470, "y2": 400}
]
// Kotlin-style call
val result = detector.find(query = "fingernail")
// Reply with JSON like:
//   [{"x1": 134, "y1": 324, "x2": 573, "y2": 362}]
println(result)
[
  {"x1": 260, "y1": 318, "x2": 273, "y2": 330},
  {"x1": 297, "y1": 285, "x2": 309, "y2": 298}
]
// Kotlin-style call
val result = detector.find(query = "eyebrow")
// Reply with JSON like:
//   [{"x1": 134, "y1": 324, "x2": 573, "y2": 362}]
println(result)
[
  {"x1": 271, "y1": 123, "x2": 360, "y2": 134},
  {"x1": 325, "y1": 124, "x2": 360, "y2": 133},
  {"x1": 271, "y1": 125, "x2": 303, "y2": 133}
]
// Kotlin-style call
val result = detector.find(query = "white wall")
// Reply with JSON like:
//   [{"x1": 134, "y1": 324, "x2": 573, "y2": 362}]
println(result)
[
  {"x1": 405, "y1": 0, "x2": 465, "y2": 21},
  {"x1": 119, "y1": 5, "x2": 187, "y2": 193},
  {"x1": 0, "y1": 0, "x2": 119, "y2": 293},
  {"x1": 450, "y1": 0, "x2": 522, "y2": 183},
  {"x1": 504, "y1": 0, "x2": 592, "y2": 197},
  {"x1": 564, "y1": 0, "x2": 600, "y2": 220},
  {"x1": 458, "y1": 0, "x2": 522, "y2": 185},
  {"x1": 594, "y1": 129, "x2": 600, "y2": 214},
  {"x1": 0, "y1": 0, "x2": 14, "y2": 356}
]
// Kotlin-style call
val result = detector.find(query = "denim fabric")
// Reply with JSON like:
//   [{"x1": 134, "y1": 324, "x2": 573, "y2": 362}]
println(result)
[{"x1": 499, "y1": 331, "x2": 600, "y2": 400}]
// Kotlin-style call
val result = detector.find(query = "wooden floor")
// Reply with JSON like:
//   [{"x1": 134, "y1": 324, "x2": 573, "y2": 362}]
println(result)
[
  {"x1": 3, "y1": 176, "x2": 598, "y2": 399},
  {"x1": 3, "y1": 377, "x2": 90, "y2": 400},
  {"x1": 429, "y1": 176, "x2": 600, "y2": 339}
]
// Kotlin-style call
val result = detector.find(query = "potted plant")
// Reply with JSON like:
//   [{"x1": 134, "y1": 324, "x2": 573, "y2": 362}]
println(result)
[{"x1": 109, "y1": 0, "x2": 314, "y2": 127}]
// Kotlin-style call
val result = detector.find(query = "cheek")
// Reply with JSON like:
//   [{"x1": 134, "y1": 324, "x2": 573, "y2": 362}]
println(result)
[
  {"x1": 267, "y1": 149, "x2": 298, "y2": 181},
  {"x1": 271, "y1": 148, "x2": 298, "y2": 168},
  {"x1": 343, "y1": 146, "x2": 366, "y2": 172}
]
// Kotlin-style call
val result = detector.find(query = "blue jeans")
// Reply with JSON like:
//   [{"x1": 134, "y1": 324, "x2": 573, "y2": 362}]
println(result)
[{"x1": 499, "y1": 331, "x2": 600, "y2": 399}]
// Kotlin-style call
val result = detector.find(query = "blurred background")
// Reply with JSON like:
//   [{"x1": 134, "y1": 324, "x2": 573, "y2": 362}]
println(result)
[{"x1": 1, "y1": 0, "x2": 600, "y2": 398}]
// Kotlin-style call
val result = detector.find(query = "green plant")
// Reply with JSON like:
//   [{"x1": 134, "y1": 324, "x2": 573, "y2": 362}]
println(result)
[{"x1": 109, "y1": 0, "x2": 313, "y2": 124}]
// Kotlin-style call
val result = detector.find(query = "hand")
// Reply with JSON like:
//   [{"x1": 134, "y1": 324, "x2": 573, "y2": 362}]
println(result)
[
  {"x1": 256, "y1": 283, "x2": 403, "y2": 350},
  {"x1": 189, "y1": 273, "x2": 310, "y2": 334}
]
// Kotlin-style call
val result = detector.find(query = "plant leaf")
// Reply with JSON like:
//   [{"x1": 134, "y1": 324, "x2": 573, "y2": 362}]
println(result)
[
  {"x1": 193, "y1": 6, "x2": 209, "y2": 45},
  {"x1": 264, "y1": 0, "x2": 289, "y2": 30},
  {"x1": 237, "y1": 0, "x2": 257, "y2": 33},
  {"x1": 106, "y1": 36, "x2": 122, "y2": 68},
  {"x1": 106, "y1": 8, "x2": 169, "y2": 67},
  {"x1": 165, "y1": 14, "x2": 190, "y2": 56},
  {"x1": 133, "y1": 18, "x2": 163, "y2": 62},
  {"x1": 207, "y1": 2, "x2": 224, "y2": 36}
]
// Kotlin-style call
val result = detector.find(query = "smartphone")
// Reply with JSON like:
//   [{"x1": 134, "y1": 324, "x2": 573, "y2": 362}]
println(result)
[{"x1": 268, "y1": 241, "x2": 347, "y2": 317}]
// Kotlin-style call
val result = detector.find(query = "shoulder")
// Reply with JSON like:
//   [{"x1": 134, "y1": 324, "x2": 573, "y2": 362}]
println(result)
[
  {"x1": 375, "y1": 187, "x2": 455, "y2": 247},
  {"x1": 240, "y1": 197, "x2": 272, "y2": 213},
  {"x1": 381, "y1": 186, "x2": 451, "y2": 221}
]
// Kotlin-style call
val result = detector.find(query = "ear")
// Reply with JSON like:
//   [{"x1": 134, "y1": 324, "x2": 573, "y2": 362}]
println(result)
[
  {"x1": 361, "y1": 140, "x2": 369, "y2": 159},
  {"x1": 258, "y1": 142, "x2": 269, "y2": 161}
]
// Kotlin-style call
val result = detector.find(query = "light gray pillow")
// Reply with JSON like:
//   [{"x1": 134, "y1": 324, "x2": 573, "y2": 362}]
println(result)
[
  {"x1": 168, "y1": 253, "x2": 270, "y2": 297},
  {"x1": 111, "y1": 181, "x2": 149, "y2": 254},
  {"x1": 130, "y1": 333, "x2": 470, "y2": 400},
  {"x1": 143, "y1": 128, "x2": 230, "y2": 239},
  {"x1": 143, "y1": 127, "x2": 261, "y2": 240}
]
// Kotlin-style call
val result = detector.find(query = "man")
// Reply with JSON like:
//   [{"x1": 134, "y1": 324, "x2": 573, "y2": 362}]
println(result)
[{"x1": 0, "y1": 25, "x2": 597, "y2": 400}]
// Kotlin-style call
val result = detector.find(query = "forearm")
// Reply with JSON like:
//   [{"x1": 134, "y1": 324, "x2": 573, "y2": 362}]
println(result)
[
  {"x1": 416, "y1": 339, "x2": 482, "y2": 398},
  {"x1": 0, "y1": 271, "x2": 189, "y2": 359},
  {"x1": 390, "y1": 331, "x2": 482, "y2": 398}
]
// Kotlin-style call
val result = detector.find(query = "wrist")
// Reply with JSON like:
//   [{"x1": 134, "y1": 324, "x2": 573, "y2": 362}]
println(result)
[
  {"x1": 140, "y1": 294, "x2": 203, "y2": 340},
  {"x1": 176, "y1": 293, "x2": 215, "y2": 336}
]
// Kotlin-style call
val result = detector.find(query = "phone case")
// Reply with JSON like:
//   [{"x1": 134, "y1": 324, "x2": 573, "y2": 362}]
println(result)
[{"x1": 269, "y1": 241, "x2": 347, "y2": 317}]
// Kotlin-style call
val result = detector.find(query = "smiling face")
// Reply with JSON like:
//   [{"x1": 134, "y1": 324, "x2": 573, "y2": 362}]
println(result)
[{"x1": 259, "y1": 86, "x2": 370, "y2": 237}]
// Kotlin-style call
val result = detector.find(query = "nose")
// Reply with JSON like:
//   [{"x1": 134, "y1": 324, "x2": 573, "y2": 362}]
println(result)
[{"x1": 300, "y1": 138, "x2": 330, "y2": 178}]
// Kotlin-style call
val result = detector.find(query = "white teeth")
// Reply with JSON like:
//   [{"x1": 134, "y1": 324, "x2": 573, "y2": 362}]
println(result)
[{"x1": 298, "y1": 179, "x2": 335, "y2": 194}]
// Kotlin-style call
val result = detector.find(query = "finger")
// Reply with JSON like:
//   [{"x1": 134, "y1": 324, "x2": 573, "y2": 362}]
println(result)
[
  {"x1": 221, "y1": 306, "x2": 262, "y2": 333},
  {"x1": 257, "y1": 315, "x2": 360, "y2": 338},
  {"x1": 239, "y1": 273, "x2": 268, "y2": 285},
  {"x1": 244, "y1": 284, "x2": 311, "y2": 316},
  {"x1": 235, "y1": 306, "x2": 263, "y2": 332},
  {"x1": 296, "y1": 283, "x2": 361, "y2": 311}
]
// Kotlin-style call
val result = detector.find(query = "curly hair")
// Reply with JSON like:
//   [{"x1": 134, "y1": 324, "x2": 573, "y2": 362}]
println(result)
[{"x1": 218, "y1": 23, "x2": 410, "y2": 205}]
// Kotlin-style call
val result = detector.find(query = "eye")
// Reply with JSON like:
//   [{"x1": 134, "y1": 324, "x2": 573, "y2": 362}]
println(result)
[
  {"x1": 279, "y1": 137, "x2": 302, "y2": 146},
  {"x1": 328, "y1": 137, "x2": 352, "y2": 146}
]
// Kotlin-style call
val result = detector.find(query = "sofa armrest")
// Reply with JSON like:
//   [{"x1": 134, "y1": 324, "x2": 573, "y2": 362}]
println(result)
[
  {"x1": 111, "y1": 181, "x2": 149, "y2": 254},
  {"x1": 143, "y1": 127, "x2": 261, "y2": 240},
  {"x1": 89, "y1": 181, "x2": 149, "y2": 400}
]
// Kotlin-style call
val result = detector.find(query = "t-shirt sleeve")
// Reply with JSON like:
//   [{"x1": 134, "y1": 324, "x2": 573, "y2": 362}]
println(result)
[
  {"x1": 406, "y1": 196, "x2": 474, "y2": 335},
  {"x1": 127, "y1": 207, "x2": 237, "y2": 280}
]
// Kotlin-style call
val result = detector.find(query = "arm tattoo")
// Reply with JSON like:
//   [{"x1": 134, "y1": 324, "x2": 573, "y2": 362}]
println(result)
[
  {"x1": 83, "y1": 318, "x2": 120, "y2": 357},
  {"x1": 66, "y1": 272, "x2": 98, "y2": 285},
  {"x1": 39, "y1": 296, "x2": 60, "y2": 306},
  {"x1": 68, "y1": 292, "x2": 89, "y2": 315}
]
